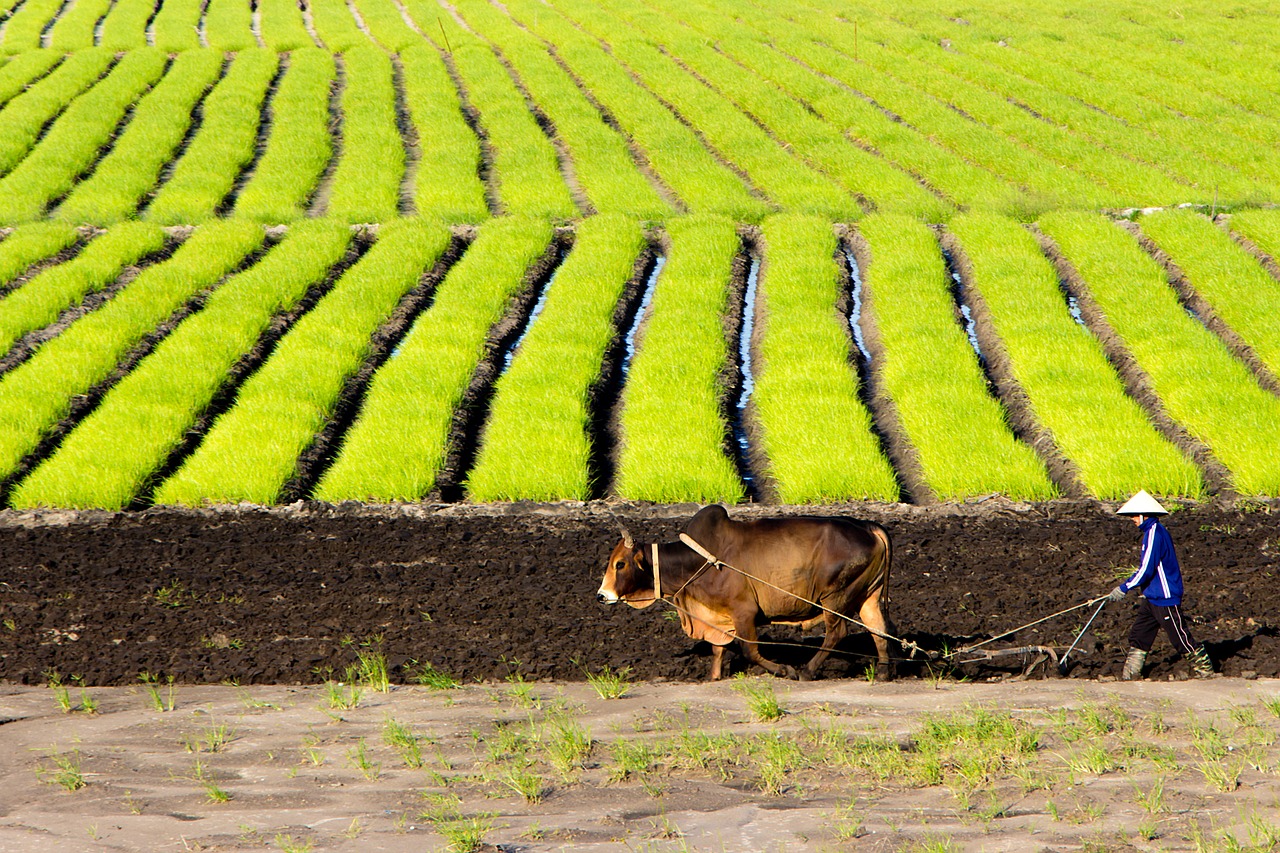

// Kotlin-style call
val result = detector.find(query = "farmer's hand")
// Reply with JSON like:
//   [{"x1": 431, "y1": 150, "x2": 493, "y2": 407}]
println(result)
[{"x1": 1108, "y1": 586, "x2": 1125, "y2": 603}]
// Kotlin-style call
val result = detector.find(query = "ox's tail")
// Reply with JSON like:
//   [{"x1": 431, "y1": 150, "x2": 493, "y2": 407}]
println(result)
[{"x1": 867, "y1": 523, "x2": 892, "y2": 605}]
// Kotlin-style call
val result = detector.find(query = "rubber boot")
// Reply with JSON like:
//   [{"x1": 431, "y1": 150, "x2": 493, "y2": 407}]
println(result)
[
  {"x1": 1189, "y1": 646, "x2": 1216, "y2": 678},
  {"x1": 1121, "y1": 648, "x2": 1147, "y2": 681}
]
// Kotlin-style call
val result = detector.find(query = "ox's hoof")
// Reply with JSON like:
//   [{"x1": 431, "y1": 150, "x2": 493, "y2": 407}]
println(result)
[
  {"x1": 874, "y1": 664, "x2": 895, "y2": 683},
  {"x1": 797, "y1": 669, "x2": 815, "y2": 682},
  {"x1": 777, "y1": 665, "x2": 799, "y2": 680}
]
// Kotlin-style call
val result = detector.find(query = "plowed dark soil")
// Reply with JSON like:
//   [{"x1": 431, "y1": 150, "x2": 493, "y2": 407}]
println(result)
[{"x1": 0, "y1": 500, "x2": 1276, "y2": 686}]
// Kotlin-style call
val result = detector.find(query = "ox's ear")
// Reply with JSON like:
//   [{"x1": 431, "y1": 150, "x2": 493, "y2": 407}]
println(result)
[{"x1": 618, "y1": 525, "x2": 634, "y2": 550}]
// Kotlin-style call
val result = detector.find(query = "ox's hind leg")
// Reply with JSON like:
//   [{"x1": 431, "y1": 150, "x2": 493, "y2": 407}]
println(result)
[
  {"x1": 800, "y1": 613, "x2": 849, "y2": 681},
  {"x1": 859, "y1": 588, "x2": 894, "y2": 681},
  {"x1": 734, "y1": 621, "x2": 798, "y2": 680}
]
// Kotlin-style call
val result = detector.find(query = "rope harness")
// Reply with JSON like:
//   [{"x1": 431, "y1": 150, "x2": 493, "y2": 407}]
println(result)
[{"x1": 637, "y1": 533, "x2": 1110, "y2": 667}]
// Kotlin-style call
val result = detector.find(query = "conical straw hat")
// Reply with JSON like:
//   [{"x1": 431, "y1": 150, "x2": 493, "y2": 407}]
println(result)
[{"x1": 1117, "y1": 490, "x2": 1167, "y2": 516}]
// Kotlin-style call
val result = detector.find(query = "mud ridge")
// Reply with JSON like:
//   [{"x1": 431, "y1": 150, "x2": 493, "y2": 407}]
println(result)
[
  {"x1": 304, "y1": 54, "x2": 344, "y2": 217},
  {"x1": 218, "y1": 55, "x2": 287, "y2": 217},
  {"x1": 1032, "y1": 225, "x2": 1235, "y2": 497},
  {"x1": 834, "y1": 231, "x2": 915, "y2": 504},
  {"x1": 0, "y1": 237, "x2": 270, "y2": 508},
  {"x1": 938, "y1": 229, "x2": 1086, "y2": 498},
  {"x1": 280, "y1": 233, "x2": 472, "y2": 503},
  {"x1": 135, "y1": 232, "x2": 375, "y2": 510},
  {"x1": 731, "y1": 226, "x2": 774, "y2": 503},
  {"x1": 0, "y1": 234, "x2": 179, "y2": 379},
  {"x1": 140, "y1": 54, "x2": 229, "y2": 216},
  {"x1": 1, "y1": 498, "x2": 1275, "y2": 684},
  {"x1": 587, "y1": 243, "x2": 654, "y2": 500},
  {"x1": 0, "y1": 226, "x2": 97, "y2": 303},
  {"x1": 843, "y1": 228, "x2": 936, "y2": 505},
  {"x1": 390, "y1": 56, "x2": 420, "y2": 218},
  {"x1": 1125, "y1": 219, "x2": 1280, "y2": 397},
  {"x1": 431, "y1": 234, "x2": 567, "y2": 502}
]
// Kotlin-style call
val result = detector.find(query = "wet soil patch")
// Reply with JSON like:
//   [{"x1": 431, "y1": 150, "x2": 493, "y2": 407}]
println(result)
[
  {"x1": 0, "y1": 499, "x2": 1275, "y2": 687},
  {"x1": 723, "y1": 233, "x2": 766, "y2": 503}
]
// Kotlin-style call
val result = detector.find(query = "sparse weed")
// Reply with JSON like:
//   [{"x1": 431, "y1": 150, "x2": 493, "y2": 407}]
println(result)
[
  {"x1": 383, "y1": 717, "x2": 424, "y2": 768},
  {"x1": 501, "y1": 766, "x2": 545, "y2": 804},
  {"x1": 184, "y1": 724, "x2": 233, "y2": 754},
  {"x1": 37, "y1": 748, "x2": 85, "y2": 791},
  {"x1": 46, "y1": 670, "x2": 73, "y2": 713},
  {"x1": 408, "y1": 659, "x2": 461, "y2": 690},
  {"x1": 582, "y1": 662, "x2": 633, "y2": 700},
  {"x1": 1061, "y1": 743, "x2": 1118, "y2": 777},
  {"x1": 1262, "y1": 695, "x2": 1280, "y2": 719},
  {"x1": 826, "y1": 800, "x2": 864, "y2": 840},
  {"x1": 732, "y1": 674, "x2": 784, "y2": 722},
  {"x1": 505, "y1": 670, "x2": 540, "y2": 710},
  {"x1": 419, "y1": 793, "x2": 493, "y2": 853},
  {"x1": 351, "y1": 643, "x2": 390, "y2": 693},
  {"x1": 544, "y1": 714, "x2": 592, "y2": 779},
  {"x1": 72, "y1": 676, "x2": 97, "y2": 714},
  {"x1": 273, "y1": 834, "x2": 314, "y2": 853},
  {"x1": 192, "y1": 759, "x2": 230, "y2": 803},
  {"x1": 139, "y1": 672, "x2": 176, "y2": 712},
  {"x1": 153, "y1": 580, "x2": 192, "y2": 608},
  {"x1": 347, "y1": 738, "x2": 381, "y2": 780},
  {"x1": 1199, "y1": 758, "x2": 1242, "y2": 792},
  {"x1": 609, "y1": 740, "x2": 656, "y2": 782},
  {"x1": 1135, "y1": 776, "x2": 1166, "y2": 814},
  {"x1": 324, "y1": 680, "x2": 362, "y2": 711}
]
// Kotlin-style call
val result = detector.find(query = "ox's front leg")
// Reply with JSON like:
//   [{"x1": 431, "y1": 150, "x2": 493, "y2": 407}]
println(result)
[
  {"x1": 709, "y1": 643, "x2": 726, "y2": 681},
  {"x1": 860, "y1": 588, "x2": 894, "y2": 681},
  {"x1": 800, "y1": 613, "x2": 849, "y2": 681},
  {"x1": 734, "y1": 620, "x2": 798, "y2": 680}
]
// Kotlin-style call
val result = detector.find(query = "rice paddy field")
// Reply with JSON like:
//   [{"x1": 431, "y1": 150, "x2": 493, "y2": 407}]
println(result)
[{"x1": 0, "y1": 0, "x2": 1274, "y2": 508}]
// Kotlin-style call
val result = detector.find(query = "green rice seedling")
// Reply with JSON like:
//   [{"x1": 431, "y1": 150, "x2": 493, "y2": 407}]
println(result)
[
  {"x1": 0, "y1": 0, "x2": 66, "y2": 53},
  {"x1": 347, "y1": 738, "x2": 381, "y2": 780},
  {"x1": 903, "y1": 834, "x2": 957, "y2": 853},
  {"x1": 1, "y1": 221, "x2": 265, "y2": 498},
  {"x1": 73, "y1": 677, "x2": 97, "y2": 714},
  {"x1": 57, "y1": 51, "x2": 225, "y2": 225},
  {"x1": 315, "y1": 217, "x2": 552, "y2": 501},
  {"x1": 324, "y1": 680, "x2": 362, "y2": 711},
  {"x1": 258, "y1": 0, "x2": 314, "y2": 50},
  {"x1": 0, "y1": 220, "x2": 165, "y2": 356},
  {"x1": 0, "y1": 50, "x2": 115, "y2": 176},
  {"x1": 428, "y1": 16, "x2": 576, "y2": 219},
  {"x1": 192, "y1": 759, "x2": 231, "y2": 803},
  {"x1": 492, "y1": 0, "x2": 767, "y2": 220},
  {"x1": 583, "y1": 664, "x2": 633, "y2": 701},
  {"x1": 948, "y1": 213, "x2": 1202, "y2": 498},
  {"x1": 382, "y1": 717, "x2": 425, "y2": 768},
  {"x1": 1134, "y1": 776, "x2": 1166, "y2": 815},
  {"x1": 146, "y1": 50, "x2": 279, "y2": 225},
  {"x1": 202, "y1": 0, "x2": 257, "y2": 50},
  {"x1": 322, "y1": 47, "x2": 405, "y2": 223},
  {"x1": 753, "y1": 215, "x2": 899, "y2": 501},
  {"x1": 307, "y1": 0, "x2": 370, "y2": 52},
  {"x1": 351, "y1": 646, "x2": 391, "y2": 693},
  {"x1": 465, "y1": 215, "x2": 645, "y2": 500},
  {"x1": 20, "y1": 221, "x2": 349, "y2": 510},
  {"x1": 408, "y1": 660, "x2": 461, "y2": 689},
  {"x1": 750, "y1": 733, "x2": 807, "y2": 794},
  {"x1": 0, "y1": 222, "x2": 79, "y2": 290},
  {"x1": 1141, "y1": 209, "x2": 1280, "y2": 381},
  {"x1": 139, "y1": 672, "x2": 176, "y2": 712},
  {"x1": 1060, "y1": 743, "x2": 1118, "y2": 778},
  {"x1": 37, "y1": 748, "x2": 85, "y2": 791},
  {"x1": 96, "y1": 0, "x2": 160, "y2": 49},
  {"x1": 234, "y1": 50, "x2": 335, "y2": 223},
  {"x1": 398, "y1": 45, "x2": 488, "y2": 223},
  {"x1": 578, "y1": 0, "x2": 947, "y2": 219},
  {"x1": 419, "y1": 794, "x2": 493, "y2": 853},
  {"x1": 150, "y1": 0, "x2": 204, "y2": 51},
  {"x1": 155, "y1": 219, "x2": 448, "y2": 506},
  {"x1": 46, "y1": 670, "x2": 72, "y2": 713},
  {"x1": 608, "y1": 739, "x2": 656, "y2": 782},
  {"x1": 184, "y1": 724, "x2": 234, "y2": 754},
  {"x1": 615, "y1": 215, "x2": 745, "y2": 502},
  {"x1": 1199, "y1": 759, "x2": 1242, "y2": 793},
  {"x1": 501, "y1": 766, "x2": 546, "y2": 803},
  {"x1": 273, "y1": 835, "x2": 314, "y2": 853},
  {"x1": 1229, "y1": 210, "x2": 1280, "y2": 264},
  {"x1": 544, "y1": 714, "x2": 592, "y2": 779},
  {"x1": 449, "y1": 0, "x2": 671, "y2": 219},
  {"x1": 732, "y1": 675, "x2": 784, "y2": 722},
  {"x1": 859, "y1": 214, "x2": 1056, "y2": 499},
  {"x1": 0, "y1": 51, "x2": 64, "y2": 112},
  {"x1": 0, "y1": 49, "x2": 169, "y2": 223},
  {"x1": 350, "y1": 0, "x2": 420, "y2": 52},
  {"x1": 46, "y1": 0, "x2": 113, "y2": 51},
  {"x1": 551, "y1": 0, "x2": 855, "y2": 218},
  {"x1": 912, "y1": 707, "x2": 1040, "y2": 785},
  {"x1": 1041, "y1": 212, "x2": 1280, "y2": 495},
  {"x1": 825, "y1": 800, "x2": 864, "y2": 841}
]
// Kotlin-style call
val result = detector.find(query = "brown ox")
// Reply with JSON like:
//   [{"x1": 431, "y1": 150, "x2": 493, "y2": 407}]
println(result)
[{"x1": 597, "y1": 505, "x2": 893, "y2": 681}]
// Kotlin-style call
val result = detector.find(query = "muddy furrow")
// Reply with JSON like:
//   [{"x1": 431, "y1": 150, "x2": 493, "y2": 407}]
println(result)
[
  {"x1": 432, "y1": 44, "x2": 501, "y2": 216},
  {"x1": 195, "y1": 0, "x2": 209, "y2": 47},
  {"x1": 842, "y1": 229, "x2": 936, "y2": 505},
  {"x1": 140, "y1": 0, "x2": 160, "y2": 44},
  {"x1": 0, "y1": 235, "x2": 178, "y2": 379},
  {"x1": 1124, "y1": 220, "x2": 1280, "y2": 398},
  {"x1": 249, "y1": 0, "x2": 263, "y2": 48},
  {"x1": 390, "y1": 56, "x2": 419, "y2": 218},
  {"x1": 134, "y1": 232, "x2": 376, "y2": 510},
  {"x1": 299, "y1": 0, "x2": 321, "y2": 47},
  {"x1": 280, "y1": 232, "x2": 473, "y2": 503},
  {"x1": 94, "y1": 0, "x2": 116, "y2": 44},
  {"x1": 140, "y1": 55, "x2": 230, "y2": 216},
  {"x1": 938, "y1": 229, "x2": 1088, "y2": 498},
  {"x1": 725, "y1": 228, "x2": 769, "y2": 503},
  {"x1": 306, "y1": 55, "x2": 345, "y2": 218},
  {"x1": 431, "y1": 234, "x2": 566, "y2": 502},
  {"x1": 588, "y1": 243, "x2": 655, "y2": 499},
  {"x1": 343, "y1": 0, "x2": 371, "y2": 36},
  {"x1": 1218, "y1": 215, "x2": 1280, "y2": 285},
  {"x1": 218, "y1": 55, "x2": 287, "y2": 217},
  {"x1": 38, "y1": 0, "x2": 75, "y2": 48},
  {"x1": 0, "y1": 237, "x2": 269, "y2": 507},
  {"x1": 0, "y1": 52, "x2": 66, "y2": 110},
  {"x1": 1032, "y1": 226, "x2": 1235, "y2": 496},
  {"x1": 833, "y1": 231, "x2": 916, "y2": 505}
]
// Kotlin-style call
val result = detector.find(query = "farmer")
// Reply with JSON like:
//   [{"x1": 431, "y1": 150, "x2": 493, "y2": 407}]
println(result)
[{"x1": 1108, "y1": 490, "x2": 1215, "y2": 680}]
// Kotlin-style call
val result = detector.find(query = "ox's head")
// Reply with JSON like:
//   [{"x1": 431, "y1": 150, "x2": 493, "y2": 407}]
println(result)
[{"x1": 597, "y1": 526, "x2": 658, "y2": 609}]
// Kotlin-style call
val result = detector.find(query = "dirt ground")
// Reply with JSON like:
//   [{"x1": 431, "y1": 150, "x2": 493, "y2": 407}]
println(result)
[{"x1": 1, "y1": 677, "x2": 1278, "y2": 852}]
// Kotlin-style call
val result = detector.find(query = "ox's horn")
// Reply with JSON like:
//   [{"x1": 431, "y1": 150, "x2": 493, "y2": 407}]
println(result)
[{"x1": 619, "y1": 525, "x2": 634, "y2": 549}]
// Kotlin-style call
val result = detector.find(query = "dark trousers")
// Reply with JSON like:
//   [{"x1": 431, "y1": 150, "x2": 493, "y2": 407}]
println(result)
[{"x1": 1129, "y1": 598, "x2": 1198, "y2": 656}]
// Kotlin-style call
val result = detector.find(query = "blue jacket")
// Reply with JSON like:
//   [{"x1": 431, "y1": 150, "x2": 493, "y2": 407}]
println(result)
[{"x1": 1119, "y1": 517, "x2": 1183, "y2": 606}]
